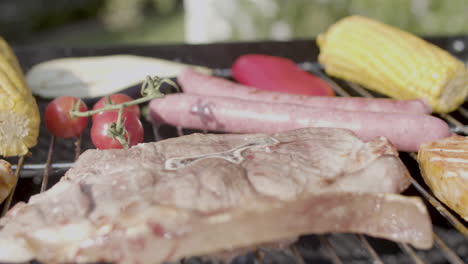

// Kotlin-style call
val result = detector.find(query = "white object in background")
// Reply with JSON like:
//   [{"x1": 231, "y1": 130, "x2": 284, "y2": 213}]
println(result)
[
  {"x1": 183, "y1": 0, "x2": 289, "y2": 43},
  {"x1": 184, "y1": 0, "x2": 233, "y2": 43},
  {"x1": 26, "y1": 55, "x2": 212, "y2": 99}
]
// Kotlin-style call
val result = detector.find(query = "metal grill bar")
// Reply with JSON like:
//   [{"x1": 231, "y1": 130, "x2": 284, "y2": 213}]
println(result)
[
  {"x1": 13, "y1": 162, "x2": 72, "y2": 171},
  {"x1": 254, "y1": 249, "x2": 265, "y2": 264},
  {"x1": 398, "y1": 243, "x2": 425, "y2": 264},
  {"x1": 441, "y1": 114, "x2": 468, "y2": 135},
  {"x1": 309, "y1": 69, "x2": 350, "y2": 97},
  {"x1": 357, "y1": 235, "x2": 384, "y2": 264},
  {"x1": 309, "y1": 71, "x2": 468, "y2": 262},
  {"x1": 39, "y1": 135, "x2": 80, "y2": 193},
  {"x1": 1, "y1": 156, "x2": 25, "y2": 216},
  {"x1": 151, "y1": 123, "x2": 163, "y2": 142},
  {"x1": 407, "y1": 153, "x2": 468, "y2": 236},
  {"x1": 433, "y1": 233, "x2": 465, "y2": 264},
  {"x1": 346, "y1": 82, "x2": 375, "y2": 98},
  {"x1": 289, "y1": 245, "x2": 306, "y2": 264},
  {"x1": 457, "y1": 106, "x2": 468, "y2": 119},
  {"x1": 74, "y1": 135, "x2": 82, "y2": 161},
  {"x1": 40, "y1": 136, "x2": 55, "y2": 193},
  {"x1": 327, "y1": 78, "x2": 468, "y2": 233},
  {"x1": 3, "y1": 57, "x2": 464, "y2": 263},
  {"x1": 318, "y1": 235, "x2": 343, "y2": 264},
  {"x1": 177, "y1": 126, "x2": 184, "y2": 137}
]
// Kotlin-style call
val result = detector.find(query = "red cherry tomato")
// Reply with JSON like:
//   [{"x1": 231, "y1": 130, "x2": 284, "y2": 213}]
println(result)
[
  {"x1": 91, "y1": 111, "x2": 144, "y2": 149},
  {"x1": 92, "y1": 94, "x2": 140, "y2": 120},
  {"x1": 44, "y1": 96, "x2": 89, "y2": 138}
]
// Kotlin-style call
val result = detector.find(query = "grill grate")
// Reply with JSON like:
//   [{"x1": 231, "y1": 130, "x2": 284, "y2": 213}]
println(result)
[
  {"x1": 309, "y1": 67, "x2": 468, "y2": 264},
  {"x1": 1, "y1": 39, "x2": 468, "y2": 264},
  {"x1": 310, "y1": 66, "x2": 468, "y2": 235}
]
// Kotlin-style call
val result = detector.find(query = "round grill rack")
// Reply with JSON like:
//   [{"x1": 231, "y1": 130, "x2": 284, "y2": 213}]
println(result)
[{"x1": 2, "y1": 37, "x2": 468, "y2": 264}]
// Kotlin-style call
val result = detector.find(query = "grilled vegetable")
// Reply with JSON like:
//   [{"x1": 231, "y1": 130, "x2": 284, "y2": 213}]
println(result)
[
  {"x1": 0, "y1": 37, "x2": 22, "y2": 74},
  {"x1": 418, "y1": 135, "x2": 468, "y2": 221},
  {"x1": 317, "y1": 16, "x2": 468, "y2": 114},
  {"x1": 232, "y1": 54, "x2": 335, "y2": 96},
  {"x1": 0, "y1": 159, "x2": 14, "y2": 203},
  {"x1": 0, "y1": 36, "x2": 40, "y2": 157},
  {"x1": 92, "y1": 94, "x2": 140, "y2": 121},
  {"x1": 45, "y1": 96, "x2": 89, "y2": 139},
  {"x1": 25, "y1": 55, "x2": 212, "y2": 99},
  {"x1": 91, "y1": 111, "x2": 144, "y2": 150}
]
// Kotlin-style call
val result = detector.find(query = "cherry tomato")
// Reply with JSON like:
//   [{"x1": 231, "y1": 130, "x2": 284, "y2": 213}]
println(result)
[
  {"x1": 92, "y1": 94, "x2": 140, "y2": 120},
  {"x1": 45, "y1": 96, "x2": 89, "y2": 138},
  {"x1": 91, "y1": 111, "x2": 144, "y2": 149}
]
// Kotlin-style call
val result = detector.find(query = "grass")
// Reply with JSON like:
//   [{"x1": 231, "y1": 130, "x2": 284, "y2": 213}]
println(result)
[
  {"x1": 22, "y1": 0, "x2": 468, "y2": 47},
  {"x1": 29, "y1": 10, "x2": 185, "y2": 46}
]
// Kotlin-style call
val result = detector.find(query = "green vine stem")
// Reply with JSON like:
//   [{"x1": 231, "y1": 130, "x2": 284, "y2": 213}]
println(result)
[
  {"x1": 106, "y1": 106, "x2": 129, "y2": 149},
  {"x1": 104, "y1": 95, "x2": 112, "y2": 105},
  {"x1": 68, "y1": 75, "x2": 177, "y2": 149},
  {"x1": 70, "y1": 75, "x2": 176, "y2": 118},
  {"x1": 115, "y1": 105, "x2": 125, "y2": 128}
]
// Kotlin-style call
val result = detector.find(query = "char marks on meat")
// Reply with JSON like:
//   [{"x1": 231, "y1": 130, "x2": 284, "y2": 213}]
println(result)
[{"x1": 0, "y1": 128, "x2": 431, "y2": 264}]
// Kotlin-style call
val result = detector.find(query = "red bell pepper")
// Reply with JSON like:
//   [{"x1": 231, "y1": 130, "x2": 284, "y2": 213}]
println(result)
[{"x1": 232, "y1": 54, "x2": 335, "y2": 96}]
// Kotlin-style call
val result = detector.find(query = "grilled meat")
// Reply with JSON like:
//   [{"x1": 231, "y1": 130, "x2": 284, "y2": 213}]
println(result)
[
  {"x1": 0, "y1": 128, "x2": 429, "y2": 264},
  {"x1": 179, "y1": 68, "x2": 432, "y2": 114},
  {"x1": 149, "y1": 93, "x2": 450, "y2": 152},
  {"x1": 0, "y1": 193, "x2": 432, "y2": 264},
  {"x1": 418, "y1": 135, "x2": 468, "y2": 221}
]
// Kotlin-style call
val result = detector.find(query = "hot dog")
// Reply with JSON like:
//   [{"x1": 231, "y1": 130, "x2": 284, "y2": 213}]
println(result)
[
  {"x1": 149, "y1": 93, "x2": 450, "y2": 152},
  {"x1": 179, "y1": 69, "x2": 432, "y2": 114}
]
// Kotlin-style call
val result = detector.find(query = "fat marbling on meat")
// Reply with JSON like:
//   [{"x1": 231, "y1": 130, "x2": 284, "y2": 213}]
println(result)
[{"x1": 0, "y1": 128, "x2": 432, "y2": 264}]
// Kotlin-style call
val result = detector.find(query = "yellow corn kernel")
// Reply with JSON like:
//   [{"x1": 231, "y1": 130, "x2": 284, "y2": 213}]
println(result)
[
  {"x1": 317, "y1": 16, "x2": 468, "y2": 114},
  {"x1": 0, "y1": 36, "x2": 22, "y2": 74},
  {"x1": 0, "y1": 36, "x2": 40, "y2": 157}
]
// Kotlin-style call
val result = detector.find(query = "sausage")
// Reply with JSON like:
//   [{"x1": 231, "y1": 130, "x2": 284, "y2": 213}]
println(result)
[
  {"x1": 179, "y1": 69, "x2": 432, "y2": 114},
  {"x1": 149, "y1": 93, "x2": 450, "y2": 152}
]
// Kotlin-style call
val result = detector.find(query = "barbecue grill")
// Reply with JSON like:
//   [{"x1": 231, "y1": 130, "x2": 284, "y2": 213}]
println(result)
[{"x1": 2, "y1": 36, "x2": 468, "y2": 264}]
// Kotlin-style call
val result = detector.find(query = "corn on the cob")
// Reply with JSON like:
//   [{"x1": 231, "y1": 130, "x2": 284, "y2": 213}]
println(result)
[
  {"x1": 0, "y1": 36, "x2": 22, "y2": 75},
  {"x1": 317, "y1": 16, "x2": 468, "y2": 114},
  {"x1": 0, "y1": 36, "x2": 40, "y2": 157}
]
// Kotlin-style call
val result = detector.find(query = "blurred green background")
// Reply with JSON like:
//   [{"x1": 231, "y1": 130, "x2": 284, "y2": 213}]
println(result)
[{"x1": 1, "y1": 0, "x2": 468, "y2": 46}]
